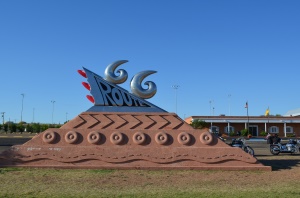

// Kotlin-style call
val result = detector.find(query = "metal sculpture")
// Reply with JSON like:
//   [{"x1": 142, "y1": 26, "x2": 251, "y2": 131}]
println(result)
[
  {"x1": 104, "y1": 60, "x2": 128, "y2": 84},
  {"x1": 130, "y1": 70, "x2": 157, "y2": 99},
  {"x1": 80, "y1": 62, "x2": 164, "y2": 113}
]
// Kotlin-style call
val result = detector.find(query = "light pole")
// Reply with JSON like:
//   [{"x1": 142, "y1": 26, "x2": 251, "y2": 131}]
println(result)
[
  {"x1": 7, "y1": 117, "x2": 10, "y2": 132},
  {"x1": 246, "y1": 101, "x2": 249, "y2": 134},
  {"x1": 21, "y1": 93, "x2": 25, "y2": 123},
  {"x1": 66, "y1": 112, "x2": 68, "y2": 123},
  {"x1": 209, "y1": 100, "x2": 214, "y2": 132},
  {"x1": 1, "y1": 112, "x2": 5, "y2": 125},
  {"x1": 51, "y1": 100, "x2": 55, "y2": 124},
  {"x1": 172, "y1": 85, "x2": 180, "y2": 114},
  {"x1": 32, "y1": 108, "x2": 35, "y2": 123},
  {"x1": 228, "y1": 94, "x2": 231, "y2": 116},
  {"x1": 209, "y1": 100, "x2": 214, "y2": 116}
]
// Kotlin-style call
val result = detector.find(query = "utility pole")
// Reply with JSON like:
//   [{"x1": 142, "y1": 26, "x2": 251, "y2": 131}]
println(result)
[
  {"x1": 228, "y1": 94, "x2": 231, "y2": 116},
  {"x1": 209, "y1": 100, "x2": 214, "y2": 116},
  {"x1": 32, "y1": 108, "x2": 35, "y2": 123},
  {"x1": 1, "y1": 112, "x2": 5, "y2": 125},
  {"x1": 21, "y1": 93, "x2": 25, "y2": 123},
  {"x1": 245, "y1": 101, "x2": 249, "y2": 135},
  {"x1": 1, "y1": 112, "x2": 5, "y2": 132},
  {"x1": 51, "y1": 100, "x2": 55, "y2": 124},
  {"x1": 209, "y1": 100, "x2": 214, "y2": 132},
  {"x1": 172, "y1": 85, "x2": 179, "y2": 114}
]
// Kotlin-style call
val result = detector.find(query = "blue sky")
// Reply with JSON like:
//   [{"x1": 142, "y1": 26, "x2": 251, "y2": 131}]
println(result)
[{"x1": 1, "y1": 0, "x2": 300, "y2": 124}]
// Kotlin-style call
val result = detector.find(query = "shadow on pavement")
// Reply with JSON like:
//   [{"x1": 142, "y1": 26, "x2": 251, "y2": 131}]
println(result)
[{"x1": 259, "y1": 159, "x2": 300, "y2": 171}]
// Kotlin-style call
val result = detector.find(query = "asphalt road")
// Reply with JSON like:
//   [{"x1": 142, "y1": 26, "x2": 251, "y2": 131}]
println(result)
[
  {"x1": 0, "y1": 133, "x2": 34, "y2": 152},
  {"x1": 0, "y1": 133, "x2": 34, "y2": 146}
]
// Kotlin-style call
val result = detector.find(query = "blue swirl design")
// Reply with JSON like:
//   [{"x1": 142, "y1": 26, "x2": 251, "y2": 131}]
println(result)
[
  {"x1": 104, "y1": 60, "x2": 128, "y2": 84},
  {"x1": 130, "y1": 71, "x2": 157, "y2": 99}
]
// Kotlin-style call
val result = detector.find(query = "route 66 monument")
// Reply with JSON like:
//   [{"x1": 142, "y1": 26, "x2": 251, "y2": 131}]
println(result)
[{"x1": 0, "y1": 60, "x2": 271, "y2": 171}]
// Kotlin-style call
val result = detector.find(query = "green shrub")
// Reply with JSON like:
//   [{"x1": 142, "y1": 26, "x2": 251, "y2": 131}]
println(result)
[
  {"x1": 260, "y1": 131, "x2": 267, "y2": 136},
  {"x1": 286, "y1": 133, "x2": 296, "y2": 137},
  {"x1": 241, "y1": 129, "x2": 248, "y2": 136},
  {"x1": 190, "y1": 119, "x2": 208, "y2": 129}
]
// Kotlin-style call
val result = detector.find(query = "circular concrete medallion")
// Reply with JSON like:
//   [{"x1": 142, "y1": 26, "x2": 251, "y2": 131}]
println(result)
[
  {"x1": 155, "y1": 132, "x2": 168, "y2": 145},
  {"x1": 132, "y1": 132, "x2": 146, "y2": 145},
  {"x1": 65, "y1": 131, "x2": 78, "y2": 144},
  {"x1": 200, "y1": 131, "x2": 213, "y2": 145},
  {"x1": 110, "y1": 131, "x2": 123, "y2": 145},
  {"x1": 42, "y1": 131, "x2": 56, "y2": 144},
  {"x1": 87, "y1": 131, "x2": 101, "y2": 144},
  {"x1": 177, "y1": 132, "x2": 191, "y2": 145}
]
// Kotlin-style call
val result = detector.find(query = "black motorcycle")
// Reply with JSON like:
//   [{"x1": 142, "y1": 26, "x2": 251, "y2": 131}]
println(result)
[
  {"x1": 218, "y1": 137, "x2": 255, "y2": 156},
  {"x1": 270, "y1": 139, "x2": 299, "y2": 155},
  {"x1": 229, "y1": 138, "x2": 255, "y2": 156}
]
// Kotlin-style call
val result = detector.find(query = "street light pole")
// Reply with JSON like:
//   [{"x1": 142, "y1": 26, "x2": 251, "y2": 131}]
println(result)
[
  {"x1": 209, "y1": 100, "x2": 214, "y2": 132},
  {"x1": 21, "y1": 93, "x2": 25, "y2": 123},
  {"x1": 228, "y1": 94, "x2": 231, "y2": 116},
  {"x1": 172, "y1": 85, "x2": 179, "y2": 114},
  {"x1": 209, "y1": 100, "x2": 214, "y2": 116},
  {"x1": 1, "y1": 112, "x2": 5, "y2": 125},
  {"x1": 32, "y1": 108, "x2": 35, "y2": 123},
  {"x1": 51, "y1": 100, "x2": 55, "y2": 124},
  {"x1": 66, "y1": 112, "x2": 68, "y2": 123}
]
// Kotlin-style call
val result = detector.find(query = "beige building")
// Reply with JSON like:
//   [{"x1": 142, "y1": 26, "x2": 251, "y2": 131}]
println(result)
[{"x1": 185, "y1": 115, "x2": 300, "y2": 138}]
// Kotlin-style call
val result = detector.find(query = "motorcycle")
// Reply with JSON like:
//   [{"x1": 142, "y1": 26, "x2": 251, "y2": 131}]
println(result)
[
  {"x1": 218, "y1": 137, "x2": 255, "y2": 156},
  {"x1": 229, "y1": 138, "x2": 255, "y2": 156},
  {"x1": 270, "y1": 139, "x2": 299, "y2": 155}
]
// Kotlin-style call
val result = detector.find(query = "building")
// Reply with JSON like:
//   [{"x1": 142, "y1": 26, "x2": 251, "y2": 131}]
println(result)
[{"x1": 185, "y1": 115, "x2": 300, "y2": 138}]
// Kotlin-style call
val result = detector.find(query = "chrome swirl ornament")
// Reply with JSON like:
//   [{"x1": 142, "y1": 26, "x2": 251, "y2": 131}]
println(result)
[
  {"x1": 130, "y1": 70, "x2": 157, "y2": 99},
  {"x1": 104, "y1": 60, "x2": 128, "y2": 84}
]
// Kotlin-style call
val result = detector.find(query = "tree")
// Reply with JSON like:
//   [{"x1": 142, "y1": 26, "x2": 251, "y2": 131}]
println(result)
[
  {"x1": 17, "y1": 122, "x2": 25, "y2": 133},
  {"x1": 10, "y1": 123, "x2": 17, "y2": 132},
  {"x1": 31, "y1": 123, "x2": 41, "y2": 133},
  {"x1": 26, "y1": 124, "x2": 33, "y2": 133},
  {"x1": 40, "y1": 124, "x2": 49, "y2": 132},
  {"x1": 190, "y1": 119, "x2": 208, "y2": 129}
]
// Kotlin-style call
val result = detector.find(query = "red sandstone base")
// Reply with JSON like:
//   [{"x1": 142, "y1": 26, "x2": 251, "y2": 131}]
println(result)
[{"x1": 0, "y1": 112, "x2": 272, "y2": 171}]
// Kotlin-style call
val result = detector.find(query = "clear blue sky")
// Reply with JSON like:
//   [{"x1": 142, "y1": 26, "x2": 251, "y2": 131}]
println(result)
[{"x1": 1, "y1": 0, "x2": 300, "y2": 124}]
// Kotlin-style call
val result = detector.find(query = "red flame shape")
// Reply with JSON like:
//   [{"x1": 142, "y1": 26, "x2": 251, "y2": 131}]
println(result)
[
  {"x1": 86, "y1": 95, "x2": 95, "y2": 104},
  {"x1": 82, "y1": 82, "x2": 91, "y2": 90},
  {"x1": 77, "y1": 70, "x2": 87, "y2": 78}
]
